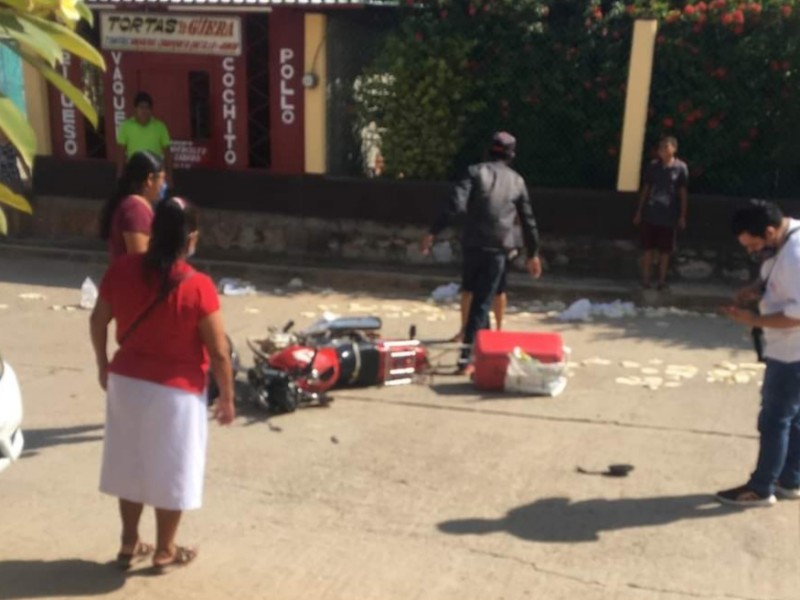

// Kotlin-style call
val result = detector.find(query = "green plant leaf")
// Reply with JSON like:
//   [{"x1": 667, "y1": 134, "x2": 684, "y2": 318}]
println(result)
[
  {"x1": 0, "y1": 13, "x2": 61, "y2": 67},
  {"x1": 0, "y1": 182, "x2": 33, "y2": 214},
  {"x1": 76, "y1": 1, "x2": 92, "y2": 26},
  {"x1": 18, "y1": 48, "x2": 98, "y2": 127},
  {"x1": 0, "y1": 93, "x2": 36, "y2": 168},
  {"x1": 18, "y1": 12, "x2": 105, "y2": 68}
]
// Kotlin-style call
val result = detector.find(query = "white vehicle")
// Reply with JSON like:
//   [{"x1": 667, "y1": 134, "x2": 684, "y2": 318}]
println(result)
[{"x1": 0, "y1": 354, "x2": 24, "y2": 472}]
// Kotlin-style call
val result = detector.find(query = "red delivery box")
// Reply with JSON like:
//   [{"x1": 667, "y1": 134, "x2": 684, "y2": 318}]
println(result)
[{"x1": 473, "y1": 330, "x2": 564, "y2": 391}]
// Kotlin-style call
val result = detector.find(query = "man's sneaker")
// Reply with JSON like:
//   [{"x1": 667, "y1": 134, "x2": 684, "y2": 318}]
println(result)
[
  {"x1": 715, "y1": 485, "x2": 776, "y2": 507},
  {"x1": 775, "y1": 484, "x2": 800, "y2": 500}
]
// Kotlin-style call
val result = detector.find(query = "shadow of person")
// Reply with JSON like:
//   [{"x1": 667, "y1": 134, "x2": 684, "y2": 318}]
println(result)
[
  {"x1": 0, "y1": 559, "x2": 125, "y2": 598},
  {"x1": 438, "y1": 494, "x2": 738, "y2": 543}
]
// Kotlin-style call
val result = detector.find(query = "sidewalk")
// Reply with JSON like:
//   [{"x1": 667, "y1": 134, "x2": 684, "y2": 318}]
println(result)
[{"x1": 0, "y1": 239, "x2": 738, "y2": 309}]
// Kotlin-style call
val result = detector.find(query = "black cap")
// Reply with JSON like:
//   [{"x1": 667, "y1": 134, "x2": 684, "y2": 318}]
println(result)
[{"x1": 490, "y1": 131, "x2": 516, "y2": 159}]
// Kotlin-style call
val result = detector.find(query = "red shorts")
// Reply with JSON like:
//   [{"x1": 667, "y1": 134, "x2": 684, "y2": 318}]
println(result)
[{"x1": 640, "y1": 223, "x2": 676, "y2": 253}]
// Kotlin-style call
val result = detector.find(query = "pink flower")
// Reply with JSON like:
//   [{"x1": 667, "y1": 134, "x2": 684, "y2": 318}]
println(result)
[
  {"x1": 684, "y1": 5, "x2": 696, "y2": 16},
  {"x1": 781, "y1": 5, "x2": 792, "y2": 18}
]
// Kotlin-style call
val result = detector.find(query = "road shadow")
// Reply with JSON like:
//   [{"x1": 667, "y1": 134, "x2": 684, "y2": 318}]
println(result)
[
  {"x1": 21, "y1": 424, "x2": 104, "y2": 458},
  {"x1": 429, "y1": 381, "x2": 544, "y2": 401},
  {"x1": 0, "y1": 559, "x2": 125, "y2": 598},
  {"x1": 438, "y1": 494, "x2": 738, "y2": 543},
  {"x1": 539, "y1": 312, "x2": 753, "y2": 352}
]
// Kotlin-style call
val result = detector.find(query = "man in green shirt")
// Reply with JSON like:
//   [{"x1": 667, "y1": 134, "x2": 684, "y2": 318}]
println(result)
[{"x1": 116, "y1": 92, "x2": 173, "y2": 186}]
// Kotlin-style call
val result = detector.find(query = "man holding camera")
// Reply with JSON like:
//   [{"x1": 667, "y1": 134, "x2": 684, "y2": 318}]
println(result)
[{"x1": 718, "y1": 201, "x2": 800, "y2": 507}]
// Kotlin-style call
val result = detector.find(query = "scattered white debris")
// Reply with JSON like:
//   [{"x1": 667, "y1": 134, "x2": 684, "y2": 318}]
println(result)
[
  {"x1": 218, "y1": 278, "x2": 256, "y2": 296},
  {"x1": 301, "y1": 311, "x2": 317, "y2": 319},
  {"x1": 287, "y1": 278, "x2": 304, "y2": 290},
  {"x1": 244, "y1": 308, "x2": 261, "y2": 315},
  {"x1": 738, "y1": 362, "x2": 766, "y2": 371},
  {"x1": 18, "y1": 293, "x2": 45, "y2": 300},
  {"x1": 615, "y1": 375, "x2": 663, "y2": 389},
  {"x1": 431, "y1": 283, "x2": 460, "y2": 303},
  {"x1": 0, "y1": 304, "x2": 8, "y2": 310},
  {"x1": 641, "y1": 367, "x2": 660, "y2": 375},
  {"x1": 349, "y1": 302, "x2": 378, "y2": 313},
  {"x1": 621, "y1": 361, "x2": 641, "y2": 369},
  {"x1": 648, "y1": 359, "x2": 664, "y2": 365},
  {"x1": 665, "y1": 365, "x2": 699, "y2": 380},
  {"x1": 582, "y1": 357, "x2": 612, "y2": 366}
]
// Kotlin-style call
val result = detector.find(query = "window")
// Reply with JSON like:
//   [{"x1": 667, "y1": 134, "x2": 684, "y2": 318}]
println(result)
[{"x1": 189, "y1": 71, "x2": 211, "y2": 140}]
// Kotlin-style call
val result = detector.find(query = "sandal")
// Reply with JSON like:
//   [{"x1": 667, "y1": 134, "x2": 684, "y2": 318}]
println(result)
[
  {"x1": 116, "y1": 541, "x2": 155, "y2": 570},
  {"x1": 152, "y1": 545, "x2": 198, "y2": 574}
]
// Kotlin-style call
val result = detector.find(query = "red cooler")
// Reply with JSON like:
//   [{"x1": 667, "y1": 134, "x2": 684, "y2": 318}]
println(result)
[{"x1": 473, "y1": 330, "x2": 564, "y2": 391}]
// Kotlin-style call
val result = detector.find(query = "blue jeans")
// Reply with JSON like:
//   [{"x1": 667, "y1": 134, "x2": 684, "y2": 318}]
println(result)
[
  {"x1": 748, "y1": 359, "x2": 800, "y2": 497},
  {"x1": 459, "y1": 248, "x2": 508, "y2": 368}
]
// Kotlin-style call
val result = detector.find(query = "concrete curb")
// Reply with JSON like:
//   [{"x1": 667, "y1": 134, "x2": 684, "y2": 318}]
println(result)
[{"x1": 0, "y1": 241, "x2": 737, "y2": 308}]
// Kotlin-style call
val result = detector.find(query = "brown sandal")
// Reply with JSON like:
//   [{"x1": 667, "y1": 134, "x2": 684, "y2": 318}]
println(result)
[
  {"x1": 152, "y1": 546, "x2": 198, "y2": 573},
  {"x1": 116, "y1": 541, "x2": 155, "y2": 570}
]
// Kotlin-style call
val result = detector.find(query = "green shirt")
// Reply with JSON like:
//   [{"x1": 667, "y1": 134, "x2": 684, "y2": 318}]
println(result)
[{"x1": 117, "y1": 117, "x2": 171, "y2": 159}]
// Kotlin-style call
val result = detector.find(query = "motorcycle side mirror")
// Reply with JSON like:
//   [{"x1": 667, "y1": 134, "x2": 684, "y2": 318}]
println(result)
[
  {"x1": 409, "y1": 325, "x2": 417, "y2": 339},
  {"x1": 282, "y1": 320, "x2": 295, "y2": 333}
]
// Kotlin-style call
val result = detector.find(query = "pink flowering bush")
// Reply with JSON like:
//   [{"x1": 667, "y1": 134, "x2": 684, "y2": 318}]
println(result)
[{"x1": 356, "y1": 0, "x2": 800, "y2": 195}]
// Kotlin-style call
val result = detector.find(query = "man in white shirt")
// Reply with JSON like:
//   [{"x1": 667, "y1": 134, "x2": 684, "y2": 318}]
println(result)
[{"x1": 718, "y1": 201, "x2": 800, "y2": 507}]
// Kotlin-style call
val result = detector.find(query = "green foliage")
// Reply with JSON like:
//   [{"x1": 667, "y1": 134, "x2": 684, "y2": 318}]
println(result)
[
  {"x1": 356, "y1": 0, "x2": 800, "y2": 196},
  {"x1": 0, "y1": 0, "x2": 104, "y2": 232}
]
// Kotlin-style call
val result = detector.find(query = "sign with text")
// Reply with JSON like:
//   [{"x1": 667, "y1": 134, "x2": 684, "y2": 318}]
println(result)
[
  {"x1": 100, "y1": 13, "x2": 242, "y2": 57},
  {"x1": 268, "y1": 9, "x2": 305, "y2": 174}
]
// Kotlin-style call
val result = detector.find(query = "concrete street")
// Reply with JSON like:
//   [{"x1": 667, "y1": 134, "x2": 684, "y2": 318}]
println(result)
[{"x1": 0, "y1": 254, "x2": 798, "y2": 600}]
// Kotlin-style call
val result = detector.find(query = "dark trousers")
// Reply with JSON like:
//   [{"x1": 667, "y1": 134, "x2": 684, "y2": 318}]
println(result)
[
  {"x1": 459, "y1": 248, "x2": 508, "y2": 367},
  {"x1": 748, "y1": 359, "x2": 800, "y2": 496}
]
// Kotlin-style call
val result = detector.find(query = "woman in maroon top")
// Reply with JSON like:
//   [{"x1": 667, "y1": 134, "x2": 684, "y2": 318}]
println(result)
[
  {"x1": 100, "y1": 151, "x2": 166, "y2": 259},
  {"x1": 90, "y1": 197, "x2": 235, "y2": 572}
]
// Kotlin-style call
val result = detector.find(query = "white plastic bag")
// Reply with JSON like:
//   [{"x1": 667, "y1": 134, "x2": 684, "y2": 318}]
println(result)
[
  {"x1": 431, "y1": 282, "x2": 461, "y2": 303},
  {"x1": 218, "y1": 278, "x2": 256, "y2": 296},
  {"x1": 79, "y1": 277, "x2": 98, "y2": 310},
  {"x1": 504, "y1": 347, "x2": 567, "y2": 397}
]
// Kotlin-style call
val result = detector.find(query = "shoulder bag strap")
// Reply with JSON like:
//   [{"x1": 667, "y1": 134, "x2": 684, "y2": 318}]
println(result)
[{"x1": 119, "y1": 272, "x2": 194, "y2": 346}]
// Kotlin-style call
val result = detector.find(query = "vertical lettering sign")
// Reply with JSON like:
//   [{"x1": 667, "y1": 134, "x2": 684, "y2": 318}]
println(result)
[
  {"x1": 218, "y1": 54, "x2": 248, "y2": 169},
  {"x1": 269, "y1": 9, "x2": 304, "y2": 174},
  {"x1": 110, "y1": 51, "x2": 126, "y2": 137},
  {"x1": 49, "y1": 51, "x2": 86, "y2": 158}
]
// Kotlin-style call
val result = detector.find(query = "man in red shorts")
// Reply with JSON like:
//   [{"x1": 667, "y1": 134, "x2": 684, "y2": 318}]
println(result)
[{"x1": 633, "y1": 136, "x2": 689, "y2": 291}]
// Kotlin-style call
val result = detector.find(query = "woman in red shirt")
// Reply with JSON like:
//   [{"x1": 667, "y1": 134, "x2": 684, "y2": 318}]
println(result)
[
  {"x1": 90, "y1": 197, "x2": 235, "y2": 572},
  {"x1": 100, "y1": 151, "x2": 166, "y2": 259}
]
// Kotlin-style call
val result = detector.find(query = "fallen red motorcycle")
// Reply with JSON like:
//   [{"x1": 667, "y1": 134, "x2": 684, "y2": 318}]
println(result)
[{"x1": 246, "y1": 316, "x2": 429, "y2": 414}]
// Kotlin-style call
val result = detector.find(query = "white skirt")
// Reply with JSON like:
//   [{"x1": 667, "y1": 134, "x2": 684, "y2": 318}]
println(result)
[{"x1": 100, "y1": 373, "x2": 208, "y2": 511}]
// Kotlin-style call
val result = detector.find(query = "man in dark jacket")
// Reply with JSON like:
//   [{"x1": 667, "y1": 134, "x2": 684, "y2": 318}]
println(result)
[{"x1": 421, "y1": 132, "x2": 542, "y2": 372}]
